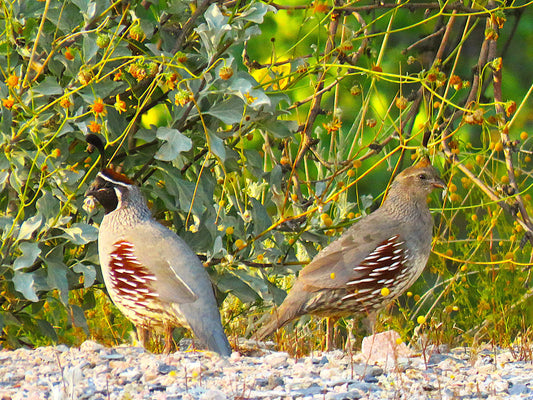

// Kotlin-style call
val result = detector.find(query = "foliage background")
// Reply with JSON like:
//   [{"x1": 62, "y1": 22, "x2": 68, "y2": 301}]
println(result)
[{"x1": 1, "y1": 0, "x2": 533, "y2": 353}]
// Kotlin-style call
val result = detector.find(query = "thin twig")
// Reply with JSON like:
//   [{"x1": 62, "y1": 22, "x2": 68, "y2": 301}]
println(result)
[{"x1": 173, "y1": 0, "x2": 216, "y2": 53}]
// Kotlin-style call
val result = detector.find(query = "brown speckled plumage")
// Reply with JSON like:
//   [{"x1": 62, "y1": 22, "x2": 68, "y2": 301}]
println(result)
[{"x1": 255, "y1": 159, "x2": 445, "y2": 341}]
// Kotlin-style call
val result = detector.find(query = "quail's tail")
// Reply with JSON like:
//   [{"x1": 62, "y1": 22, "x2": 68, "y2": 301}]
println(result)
[
  {"x1": 177, "y1": 304, "x2": 232, "y2": 356},
  {"x1": 254, "y1": 309, "x2": 293, "y2": 341},
  {"x1": 253, "y1": 288, "x2": 308, "y2": 341},
  {"x1": 200, "y1": 323, "x2": 232, "y2": 356}
]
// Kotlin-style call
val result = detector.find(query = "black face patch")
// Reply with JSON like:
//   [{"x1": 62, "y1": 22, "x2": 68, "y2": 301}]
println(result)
[{"x1": 86, "y1": 175, "x2": 119, "y2": 213}]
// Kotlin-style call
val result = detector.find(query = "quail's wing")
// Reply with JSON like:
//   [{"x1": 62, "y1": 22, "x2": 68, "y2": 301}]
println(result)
[
  {"x1": 121, "y1": 224, "x2": 203, "y2": 305},
  {"x1": 299, "y1": 210, "x2": 406, "y2": 290}
]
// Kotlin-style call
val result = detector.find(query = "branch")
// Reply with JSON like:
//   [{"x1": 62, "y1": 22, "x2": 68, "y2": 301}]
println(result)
[
  {"x1": 488, "y1": 17, "x2": 533, "y2": 243},
  {"x1": 265, "y1": 0, "x2": 504, "y2": 16},
  {"x1": 173, "y1": 0, "x2": 216, "y2": 53}
]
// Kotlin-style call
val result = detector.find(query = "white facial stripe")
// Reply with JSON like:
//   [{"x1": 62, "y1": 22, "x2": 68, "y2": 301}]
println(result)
[
  {"x1": 113, "y1": 187, "x2": 123, "y2": 204},
  {"x1": 97, "y1": 171, "x2": 131, "y2": 188}
]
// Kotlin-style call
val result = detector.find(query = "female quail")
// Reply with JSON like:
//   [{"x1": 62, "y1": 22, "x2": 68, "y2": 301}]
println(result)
[
  {"x1": 85, "y1": 135, "x2": 231, "y2": 356},
  {"x1": 255, "y1": 158, "x2": 445, "y2": 342}
]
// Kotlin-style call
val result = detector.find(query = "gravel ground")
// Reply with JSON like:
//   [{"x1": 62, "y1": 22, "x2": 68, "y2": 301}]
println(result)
[{"x1": 0, "y1": 339, "x2": 532, "y2": 400}]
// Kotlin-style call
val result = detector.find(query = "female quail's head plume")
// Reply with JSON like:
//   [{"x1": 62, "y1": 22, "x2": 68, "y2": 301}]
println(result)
[{"x1": 84, "y1": 134, "x2": 231, "y2": 356}]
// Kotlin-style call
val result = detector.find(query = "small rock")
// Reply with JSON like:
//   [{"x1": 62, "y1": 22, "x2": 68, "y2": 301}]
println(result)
[
  {"x1": 148, "y1": 382, "x2": 166, "y2": 392},
  {"x1": 326, "y1": 390, "x2": 362, "y2": 400},
  {"x1": 263, "y1": 352, "x2": 289, "y2": 368},
  {"x1": 312, "y1": 355, "x2": 329, "y2": 365},
  {"x1": 347, "y1": 381, "x2": 381, "y2": 392},
  {"x1": 200, "y1": 389, "x2": 227, "y2": 400},
  {"x1": 267, "y1": 375, "x2": 284, "y2": 389},
  {"x1": 100, "y1": 351, "x2": 125, "y2": 361},
  {"x1": 320, "y1": 367, "x2": 342, "y2": 380},
  {"x1": 423, "y1": 383, "x2": 437, "y2": 391},
  {"x1": 360, "y1": 331, "x2": 412, "y2": 364},
  {"x1": 254, "y1": 378, "x2": 269, "y2": 387},
  {"x1": 157, "y1": 363, "x2": 176, "y2": 374},
  {"x1": 80, "y1": 341, "x2": 105, "y2": 352},
  {"x1": 363, "y1": 374, "x2": 378, "y2": 383},
  {"x1": 296, "y1": 384, "x2": 323, "y2": 396},
  {"x1": 509, "y1": 383, "x2": 531, "y2": 395},
  {"x1": 119, "y1": 367, "x2": 142, "y2": 382},
  {"x1": 55, "y1": 345, "x2": 69, "y2": 353}
]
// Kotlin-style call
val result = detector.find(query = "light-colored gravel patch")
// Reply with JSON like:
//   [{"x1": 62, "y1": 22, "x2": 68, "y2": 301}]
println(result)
[{"x1": 0, "y1": 340, "x2": 531, "y2": 399}]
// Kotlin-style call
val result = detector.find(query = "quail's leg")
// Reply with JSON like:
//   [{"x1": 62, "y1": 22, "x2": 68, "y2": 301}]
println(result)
[
  {"x1": 163, "y1": 325, "x2": 174, "y2": 354},
  {"x1": 325, "y1": 317, "x2": 338, "y2": 351},
  {"x1": 136, "y1": 326, "x2": 149, "y2": 348},
  {"x1": 344, "y1": 319, "x2": 356, "y2": 352},
  {"x1": 362, "y1": 312, "x2": 377, "y2": 335}
]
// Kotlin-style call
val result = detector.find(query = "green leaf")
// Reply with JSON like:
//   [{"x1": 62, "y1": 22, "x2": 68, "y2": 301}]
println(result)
[
  {"x1": 216, "y1": 270, "x2": 260, "y2": 303},
  {"x1": 237, "y1": 3, "x2": 276, "y2": 23},
  {"x1": 106, "y1": 108, "x2": 128, "y2": 137},
  {"x1": 206, "y1": 97, "x2": 245, "y2": 124},
  {"x1": 250, "y1": 198, "x2": 272, "y2": 236},
  {"x1": 155, "y1": 127, "x2": 193, "y2": 161},
  {"x1": 69, "y1": 304, "x2": 89, "y2": 334},
  {"x1": 258, "y1": 119, "x2": 296, "y2": 138},
  {"x1": 82, "y1": 32, "x2": 99, "y2": 62},
  {"x1": 211, "y1": 236, "x2": 224, "y2": 258},
  {"x1": 82, "y1": 290, "x2": 96, "y2": 310},
  {"x1": 32, "y1": 76, "x2": 63, "y2": 96},
  {"x1": 36, "y1": 319, "x2": 58, "y2": 342},
  {"x1": 228, "y1": 78, "x2": 271, "y2": 109},
  {"x1": 60, "y1": 223, "x2": 98, "y2": 245},
  {"x1": 1, "y1": 107, "x2": 12, "y2": 136},
  {"x1": 195, "y1": 4, "x2": 231, "y2": 58},
  {"x1": 0, "y1": 216, "x2": 14, "y2": 240},
  {"x1": 0, "y1": 311, "x2": 22, "y2": 332},
  {"x1": 13, "y1": 271, "x2": 39, "y2": 302},
  {"x1": 207, "y1": 129, "x2": 226, "y2": 162},
  {"x1": 174, "y1": 178, "x2": 207, "y2": 216},
  {"x1": 13, "y1": 242, "x2": 41, "y2": 271},
  {"x1": 18, "y1": 215, "x2": 43, "y2": 241},
  {"x1": 37, "y1": 191, "x2": 61, "y2": 225},
  {"x1": 269, "y1": 165, "x2": 283, "y2": 192},
  {"x1": 45, "y1": 245, "x2": 69, "y2": 305},
  {"x1": 0, "y1": 170, "x2": 9, "y2": 192},
  {"x1": 265, "y1": 279, "x2": 288, "y2": 305},
  {"x1": 72, "y1": 262, "x2": 97, "y2": 288}
]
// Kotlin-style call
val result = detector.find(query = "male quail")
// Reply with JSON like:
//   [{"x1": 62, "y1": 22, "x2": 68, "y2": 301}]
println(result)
[
  {"x1": 255, "y1": 158, "x2": 445, "y2": 343},
  {"x1": 85, "y1": 134, "x2": 232, "y2": 356}
]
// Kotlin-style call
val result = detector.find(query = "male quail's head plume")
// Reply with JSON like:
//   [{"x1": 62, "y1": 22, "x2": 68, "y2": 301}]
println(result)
[
  {"x1": 84, "y1": 134, "x2": 231, "y2": 356},
  {"x1": 254, "y1": 158, "x2": 445, "y2": 343}
]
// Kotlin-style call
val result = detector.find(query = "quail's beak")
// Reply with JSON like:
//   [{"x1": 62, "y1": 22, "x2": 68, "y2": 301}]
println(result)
[
  {"x1": 85, "y1": 180, "x2": 99, "y2": 198},
  {"x1": 432, "y1": 178, "x2": 446, "y2": 190}
]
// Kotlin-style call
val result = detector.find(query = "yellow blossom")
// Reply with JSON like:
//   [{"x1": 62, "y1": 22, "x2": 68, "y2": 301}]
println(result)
[
  {"x1": 88, "y1": 120, "x2": 101, "y2": 133},
  {"x1": 60, "y1": 97, "x2": 73, "y2": 109},
  {"x1": 114, "y1": 95, "x2": 126, "y2": 114},
  {"x1": 244, "y1": 92, "x2": 257, "y2": 104},
  {"x1": 2, "y1": 97, "x2": 14, "y2": 108},
  {"x1": 90, "y1": 98, "x2": 106, "y2": 116},
  {"x1": 6, "y1": 74, "x2": 19, "y2": 88}
]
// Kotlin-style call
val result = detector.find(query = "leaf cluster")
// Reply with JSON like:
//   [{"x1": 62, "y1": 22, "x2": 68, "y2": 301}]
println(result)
[{"x1": 0, "y1": 0, "x2": 532, "y2": 352}]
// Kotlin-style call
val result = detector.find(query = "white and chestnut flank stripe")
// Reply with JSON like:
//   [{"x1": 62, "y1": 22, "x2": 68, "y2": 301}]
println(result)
[
  {"x1": 108, "y1": 240, "x2": 174, "y2": 328},
  {"x1": 342, "y1": 235, "x2": 412, "y2": 309}
]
